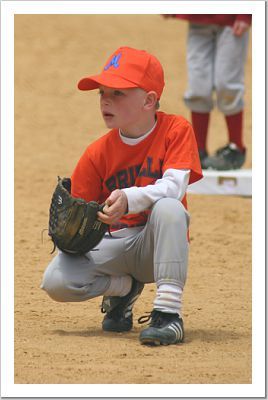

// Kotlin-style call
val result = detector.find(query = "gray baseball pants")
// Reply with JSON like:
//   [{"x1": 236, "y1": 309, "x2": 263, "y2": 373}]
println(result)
[
  {"x1": 41, "y1": 198, "x2": 189, "y2": 302},
  {"x1": 184, "y1": 23, "x2": 249, "y2": 115}
]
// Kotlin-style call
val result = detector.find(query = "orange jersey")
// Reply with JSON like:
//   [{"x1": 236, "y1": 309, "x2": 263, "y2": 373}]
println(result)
[{"x1": 71, "y1": 111, "x2": 203, "y2": 229}]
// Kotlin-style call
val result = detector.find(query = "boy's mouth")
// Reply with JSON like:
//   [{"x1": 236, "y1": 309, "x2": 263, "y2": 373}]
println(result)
[{"x1": 103, "y1": 112, "x2": 114, "y2": 118}]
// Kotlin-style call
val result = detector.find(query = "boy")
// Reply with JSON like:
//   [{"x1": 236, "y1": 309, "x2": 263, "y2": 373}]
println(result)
[{"x1": 41, "y1": 47, "x2": 202, "y2": 346}]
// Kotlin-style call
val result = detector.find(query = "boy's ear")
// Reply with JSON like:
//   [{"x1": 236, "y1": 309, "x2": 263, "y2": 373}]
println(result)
[{"x1": 144, "y1": 91, "x2": 158, "y2": 109}]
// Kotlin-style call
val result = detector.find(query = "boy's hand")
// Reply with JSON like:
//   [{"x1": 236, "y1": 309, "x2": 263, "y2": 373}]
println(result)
[
  {"x1": 232, "y1": 20, "x2": 250, "y2": 37},
  {"x1": 98, "y1": 189, "x2": 128, "y2": 225}
]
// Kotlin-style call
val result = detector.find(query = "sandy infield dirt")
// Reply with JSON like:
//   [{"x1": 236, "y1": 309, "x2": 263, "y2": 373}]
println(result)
[{"x1": 14, "y1": 15, "x2": 252, "y2": 384}]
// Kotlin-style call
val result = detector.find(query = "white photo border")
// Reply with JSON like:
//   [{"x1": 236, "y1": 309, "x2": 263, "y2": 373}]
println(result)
[{"x1": 1, "y1": 0, "x2": 265, "y2": 398}]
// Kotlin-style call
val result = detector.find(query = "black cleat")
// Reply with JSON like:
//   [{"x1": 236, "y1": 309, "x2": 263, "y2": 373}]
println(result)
[
  {"x1": 101, "y1": 278, "x2": 144, "y2": 332},
  {"x1": 138, "y1": 310, "x2": 184, "y2": 346},
  {"x1": 202, "y1": 143, "x2": 246, "y2": 170}
]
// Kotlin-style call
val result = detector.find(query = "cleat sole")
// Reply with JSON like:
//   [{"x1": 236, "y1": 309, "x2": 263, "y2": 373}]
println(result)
[{"x1": 140, "y1": 337, "x2": 172, "y2": 346}]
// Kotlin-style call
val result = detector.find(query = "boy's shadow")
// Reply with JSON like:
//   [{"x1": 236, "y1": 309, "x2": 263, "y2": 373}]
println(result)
[
  {"x1": 52, "y1": 327, "x2": 138, "y2": 341},
  {"x1": 52, "y1": 327, "x2": 249, "y2": 343},
  {"x1": 184, "y1": 328, "x2": 250, "y2": 343}
]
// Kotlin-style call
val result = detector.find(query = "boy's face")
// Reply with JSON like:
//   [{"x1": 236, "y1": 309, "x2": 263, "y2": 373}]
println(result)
[{"x1": 99, "y1": 86, "x2": 149, "y2": 132}]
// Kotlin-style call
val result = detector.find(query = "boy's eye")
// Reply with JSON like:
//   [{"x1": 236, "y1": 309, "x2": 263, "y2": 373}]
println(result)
[
  {"x1": 98, "y1": 89, "x2": 125, "y2": 97},
  {"x1": 113, "y1": 90, "x2": 124, "y2": 96}
]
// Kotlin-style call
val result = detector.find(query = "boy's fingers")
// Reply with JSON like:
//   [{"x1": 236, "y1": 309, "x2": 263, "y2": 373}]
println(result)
[
  {"x1": 106, "y1": 189, "x2": 121, "y2": 205},
  {"x1": 97, "y1": 211, "x2": 111, "y2": 223},
  {"x1": 97, "y1": 210, "x2": 121, "y2": 225},
  {"x1": 102, "y1": 204, "x2": 110, "y2": 214}
]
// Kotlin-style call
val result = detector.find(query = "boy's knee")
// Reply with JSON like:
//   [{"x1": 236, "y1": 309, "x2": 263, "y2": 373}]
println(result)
[
  {"x1": 41, "y1": 266, "x2": 69, "y2": 302},
  {"x1": 215, "y1": 80, "x2": 244, "y2": 114},
  {"x1": 41, "y1": 254, "x2": 111, "y2": 302},
  {"x1": 151, "y1": 198, "x2": 189, "y2": 227},
  {"x1": 184, "y1": 90, "x2": 213, "y2": 113}
]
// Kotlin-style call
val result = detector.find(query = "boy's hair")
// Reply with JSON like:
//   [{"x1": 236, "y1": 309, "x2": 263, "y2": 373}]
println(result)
[{"x1": 78, "y1": 47, "x2": 165, "y2": 100}]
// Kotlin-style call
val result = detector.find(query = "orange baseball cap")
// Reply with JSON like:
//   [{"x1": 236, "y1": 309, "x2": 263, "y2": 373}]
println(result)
[{"x1": 78, "y1": 46, "x2": 165, "y2": 99}]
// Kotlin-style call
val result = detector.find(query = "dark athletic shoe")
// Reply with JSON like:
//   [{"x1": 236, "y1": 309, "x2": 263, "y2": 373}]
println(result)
[
  {"x1": 101, "y1": 278, "x2": 144, "y2": 332},
  {"x1": 199, "y1": 149, "x2": 209, "y2": 169},
  {"x1": 203, "y1": 143, "x2": 246, "y2": 170},
  {"x1": 138, "y1": 310, "x2": 184, "y2": 346}
]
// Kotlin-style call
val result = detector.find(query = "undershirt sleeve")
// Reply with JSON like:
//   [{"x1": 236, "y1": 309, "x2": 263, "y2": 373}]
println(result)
[{"x1": 122, "y1": 168, "x2": 190, "y2": 214}]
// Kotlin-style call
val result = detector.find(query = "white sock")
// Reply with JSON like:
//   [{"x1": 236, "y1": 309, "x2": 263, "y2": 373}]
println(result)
[
  {"x1": 153, "y1": 282, "x2": 183, "y2": 316},
  {"x1": 103, "y1": 275, "x2": 132, "y2": 297}
]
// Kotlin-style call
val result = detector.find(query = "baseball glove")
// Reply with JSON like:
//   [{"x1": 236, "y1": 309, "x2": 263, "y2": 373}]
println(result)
[{"x1": 48, "y1": 177, "x2": 108, "y2": 255}]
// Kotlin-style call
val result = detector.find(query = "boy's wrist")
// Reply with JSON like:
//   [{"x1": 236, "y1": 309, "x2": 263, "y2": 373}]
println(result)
[{"x1": 121, "y1": 187, "x2": 137, "y2": 214}]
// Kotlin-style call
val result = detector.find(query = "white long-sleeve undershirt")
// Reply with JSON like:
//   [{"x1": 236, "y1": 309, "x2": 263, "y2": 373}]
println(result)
[{"x1": 122, "y1": 168, "x2": 190, "y2": 214}]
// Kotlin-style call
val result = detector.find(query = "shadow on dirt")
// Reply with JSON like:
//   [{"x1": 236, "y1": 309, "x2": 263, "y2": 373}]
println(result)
[
  {"x1": 184, "y1": 328, "x2": 251, "y2": 343},
  {"x1": 51, "y1": 326, "x2": 250, "y2": 344}
]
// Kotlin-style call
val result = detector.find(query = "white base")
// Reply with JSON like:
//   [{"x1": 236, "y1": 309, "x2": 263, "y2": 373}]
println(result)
[{"x1": 187, "y1": 169, "x2": 252, "y2": 197}]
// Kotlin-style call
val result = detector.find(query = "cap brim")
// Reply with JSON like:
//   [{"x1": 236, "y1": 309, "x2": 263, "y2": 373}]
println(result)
[{"x1": 78, "y1": 73, "x2": 138, "y2": 91}]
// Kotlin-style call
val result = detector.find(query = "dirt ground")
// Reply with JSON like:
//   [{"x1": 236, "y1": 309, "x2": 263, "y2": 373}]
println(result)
[{"x1": 14, "y1": 15, "x2": 252, "y2": 384}]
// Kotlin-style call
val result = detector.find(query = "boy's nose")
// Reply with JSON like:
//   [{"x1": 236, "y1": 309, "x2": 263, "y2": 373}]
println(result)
[{"x1": 101, "y1": 94, "x2": 112, "y2": 104}]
